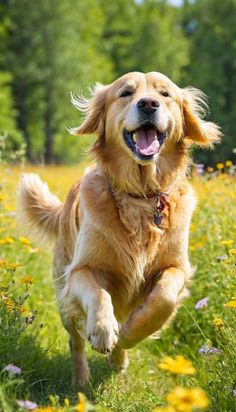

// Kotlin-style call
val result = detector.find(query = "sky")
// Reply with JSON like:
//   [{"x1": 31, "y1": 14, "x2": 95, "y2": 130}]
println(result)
[{"x1": 168, "y1": 0, "x2": 183, "y2": 6}]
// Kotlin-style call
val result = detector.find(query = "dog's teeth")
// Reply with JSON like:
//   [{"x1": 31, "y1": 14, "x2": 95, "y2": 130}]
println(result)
[{"x1": 133, "y1": 133, "x2": 136, "y2": 143}]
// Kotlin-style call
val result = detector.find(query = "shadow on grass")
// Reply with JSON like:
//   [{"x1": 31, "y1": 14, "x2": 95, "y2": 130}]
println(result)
[{"x1": 7, "y1": 334, "x2": 113, "y2": 406}]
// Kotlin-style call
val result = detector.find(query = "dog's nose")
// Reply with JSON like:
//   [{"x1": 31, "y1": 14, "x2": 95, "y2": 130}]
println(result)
[{"x1": 137, "y1": 97, "x2": 160, "y2": 114}]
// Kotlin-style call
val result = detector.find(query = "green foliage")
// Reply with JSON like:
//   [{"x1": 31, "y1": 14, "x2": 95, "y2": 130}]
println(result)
[
  {"x1": 182, "y1": 0, "x2": 236, "y2": 164},
  {"x1": 0, "y1": 72, "x2": 23, "y2": 159},
  {"x1": 130, "y1": 0, "x2": 189, "y2": 83},
  {"x1": 0, "y1": 0, "x2": 236, "y2": 164}
]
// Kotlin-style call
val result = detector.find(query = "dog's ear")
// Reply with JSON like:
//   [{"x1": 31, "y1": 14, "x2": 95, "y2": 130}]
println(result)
[
  {"x1": 182, "y1": 87, "x2": 222, "y2": 147},
  {"x1": 69, "y1": 83, "x2": 109, "y2": 137}
]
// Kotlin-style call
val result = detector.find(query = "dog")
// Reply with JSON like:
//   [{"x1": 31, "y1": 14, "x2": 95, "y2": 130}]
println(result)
[{"x1": 18, "y1": 71, "x2": 221, "y2": 386}]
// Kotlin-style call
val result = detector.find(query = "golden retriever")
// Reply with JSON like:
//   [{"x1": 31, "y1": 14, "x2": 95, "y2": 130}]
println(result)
[{"x1": 18, "y1": 71, "x2": 221, "y2": 386}]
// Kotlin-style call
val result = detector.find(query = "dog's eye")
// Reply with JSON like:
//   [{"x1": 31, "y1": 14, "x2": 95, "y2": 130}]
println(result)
[
  {"x1": 160, "y1": 91, "x2": 170, "y2": 97},
  {"x1": 120, "y1": 90, "x2": 133, "y2": 98}
]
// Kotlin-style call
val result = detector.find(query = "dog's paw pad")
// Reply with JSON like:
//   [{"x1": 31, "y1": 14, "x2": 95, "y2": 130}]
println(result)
[{"x1": 88, "y1": 317, "x2": 119, "y2": 354}]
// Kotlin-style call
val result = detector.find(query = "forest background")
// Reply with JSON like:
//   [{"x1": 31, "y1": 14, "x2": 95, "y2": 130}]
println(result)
[{"x1": 1, "y1": 0, "x2": 235, "y2": 165}]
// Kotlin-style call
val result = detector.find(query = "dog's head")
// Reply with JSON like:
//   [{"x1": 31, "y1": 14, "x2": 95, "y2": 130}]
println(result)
[{"x1": 70, "y1": 72, "x2": 221, "y2": 165}]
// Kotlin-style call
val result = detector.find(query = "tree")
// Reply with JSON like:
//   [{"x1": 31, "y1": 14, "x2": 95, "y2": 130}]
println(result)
[
  {"x1": 0, "y1": 2, "x2": 23, "y2": 159},
  {"x1": 129, "y1": 0, "x2": 189, "y2": 84},
  {"x1": 2, "y1": 0, "x2": 113, "y2": 163},
  {"x1": 182, "y1": 0, "x2": 236, "y2": 163}
]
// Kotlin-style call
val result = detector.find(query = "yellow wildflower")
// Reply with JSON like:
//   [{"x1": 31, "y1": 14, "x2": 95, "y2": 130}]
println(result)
[
  {"x1": 159, "y1": 355, "x2": 196, "y2": 375},
  {"x1": 64, "y1": 398, "x2": 70, "y2": 407},
  {"x1": 0, "y1": 260, "x2": 7, "y2": 267},
  {"x1": 225, "y1": 160, "x2": 232, "y2": 167},
  {"x1": 76, "y1": 392, "x2": 86, "y2": 412},
  {"x1": 166, "y1": 386, "x2": 210, "y2": 412},
  {"x1": 3, "y1": 298, "x2": 15, "y2": 311},
  {"x1": 0, "y1": 237, "x2": 14, "y2": 244},
  {"x1": 19, "y1": 306, "x2": 28, "y2": 314},
  {"x1": 230, "y1": 249, "x2": 236, "y2": 256},
  {"x1": 224, "y1": 299, "x2": 236, "y2": 308},
  {"x1": 216, "y1": 163, "x2": 224, "y2": 170},
  {"x1": 207, "y1": 167, "x2": 214, "y2": 173},
  {"x1": 19, "y1": 236, "x2": 32, "y2": 246},
  {"x1": 0, "y1": 194, "x2": 4, "y2": 201},
  {"x1": 153, "y1": 407, "x2": 175, "y2": 412},
  {"x1": 214, "y1": 317, "x2": 224, "y2": 329},
  {"x1": 19, "y1": 275, "x2": 33, "y2": 284},
  {"x1": 6, "y1": 262, "x2": 23, "y2": 270},
  {"x1": 26, "y1": 246, "x2": 39, "y2": 254},
  {"x1": 0, "y1": 227, "x2": 5, "y2": 233},
  {"x1": 34, "y1": 408, "x2": 55, "y2": 412},
  {"x1": 190, "y1": 223, "x2": 196, "y2": 232},
  {"x1": 220, "y1": 240, "x2": 234, "y2": 246}
]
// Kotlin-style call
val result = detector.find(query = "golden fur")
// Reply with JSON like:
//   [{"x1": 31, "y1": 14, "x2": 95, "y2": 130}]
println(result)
[{"x1": 18, "y1": 71, "x2": 221, "y2": 386}]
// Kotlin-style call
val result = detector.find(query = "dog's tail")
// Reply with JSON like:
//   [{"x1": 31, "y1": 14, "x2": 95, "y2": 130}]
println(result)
[{"x1": 17, "y1": 173, "x2": 63, "y2": 243}]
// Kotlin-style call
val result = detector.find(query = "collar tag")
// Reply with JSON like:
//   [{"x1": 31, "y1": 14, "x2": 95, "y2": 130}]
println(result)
[{"x1": 154, "y1": 192, "x2": 169, "y2": 228}]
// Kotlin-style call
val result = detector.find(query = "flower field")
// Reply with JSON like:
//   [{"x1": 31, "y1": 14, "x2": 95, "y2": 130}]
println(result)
[{"x1": 0, "y1": 164, "x2": 236, "y2": 412}]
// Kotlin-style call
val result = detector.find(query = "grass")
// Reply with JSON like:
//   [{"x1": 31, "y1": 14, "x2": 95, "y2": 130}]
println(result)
[{"x1": 0, "y1": 163, "x2": 236, "y2": 412}]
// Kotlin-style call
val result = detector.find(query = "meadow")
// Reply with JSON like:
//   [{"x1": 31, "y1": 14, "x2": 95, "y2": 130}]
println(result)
[{"x1": 0, "y1": 163, "x2": 235, "y2": 412}]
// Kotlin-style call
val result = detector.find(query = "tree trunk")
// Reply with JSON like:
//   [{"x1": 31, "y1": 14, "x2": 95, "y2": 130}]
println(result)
[
  {"x1": 14, "y1": 82, "x2": 32, "y2": 160},
  {"x1": 44, "y1": 88, "x2": 55, "y2": 164}
]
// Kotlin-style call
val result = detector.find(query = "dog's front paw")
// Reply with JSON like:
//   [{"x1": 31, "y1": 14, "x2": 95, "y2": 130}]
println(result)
[{"x1": 87, "y1": 311, "x2": 119, "y2": 354}]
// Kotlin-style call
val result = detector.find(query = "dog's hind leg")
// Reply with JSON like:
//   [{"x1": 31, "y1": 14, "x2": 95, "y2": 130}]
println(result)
[
  {"x1": 108, "y1": 345, "x2": 129, "y2": 372},
  {"x1": 69, "y1": 332, "x2": 89, "y2": 388}
]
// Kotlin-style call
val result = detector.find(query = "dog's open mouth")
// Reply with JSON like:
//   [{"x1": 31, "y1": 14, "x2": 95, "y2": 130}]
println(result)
[{"x1": 123, "y1": 123, "x2": 166, "y2": 161}]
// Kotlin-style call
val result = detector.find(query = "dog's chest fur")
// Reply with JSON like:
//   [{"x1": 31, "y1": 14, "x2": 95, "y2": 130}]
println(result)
[{"x1": 80, "y1": 170, "x2": 170, "y2": 282}]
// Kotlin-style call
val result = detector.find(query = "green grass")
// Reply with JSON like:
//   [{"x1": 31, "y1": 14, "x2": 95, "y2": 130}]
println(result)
[{"x1": 0, "y1": 166, "x2": 236, "y2": 412}]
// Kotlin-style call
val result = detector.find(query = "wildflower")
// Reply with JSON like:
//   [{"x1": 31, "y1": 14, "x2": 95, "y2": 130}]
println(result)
[
  {"x1": 0, "y1": 260, "x2": 7, "y2": 267},
  {"x1": 64, "y1": 398, "x2": 70, "y2": 407},
  {"x1": 20, "y1": 306, "x2": 28, "y2": 314},
  {"x1": 230, "y1": 249, "x2": 236, "y2": 256},
  {"x1": 19, "y1": 236, "x2": 32, "y2": 246},
  {"x1": 166, "y1": 386, "x2": 210, "y2": 412},
  {"x1": 207, "y1": 166, "x2": 214, "y2": 173},
  {"x1": 0, "y1": 236, "x2": 14, "y2": 244},
  {"x1": 195, "y1": 297, "x2": 208, "y2": 310},
  {"x1": 0, "y1": 194, "x2": 4, "y2": 201},
  {"x1": 221, "y1": 240, "x2": 234, "y2": 246},
  {"x1": 190, "y1": 223, "x2": 196, "y2": 232},
  {"x1": 225, "y1": 160, "x2": 233, "y2": 167},
  {"x1": 0, "y1": 227, "x2": 5, "y2": 233},
  {"x1": 3, "y1": 363, "x2": 22, "y2": 375},
  {"x1": 214, "y1": 317, "x2": 224, "y2": 329},
  {"x1": 6, "y1": 262, "x2": 23, "y2": 270},
  {"x1": 224, "y1": 299, "x2": 236, "y2": 308},
  {"x1": 34, "y1": 408, "x2": 55, "y2": 412},
  {"x1": 17, "y1": 400, "x2": 38, "y2": 410},
  {"x1": 153, "y1": 407, "x2": 175, "y2": 412},
  {"x1": 76, "y1": 392, "x2": 86, "y2": 412},
  {"x1": 159, "y1": 355, "x2": 196, "y2": 375},
  {"x1": 199, "y1": 345, "x2": 221, "y2": 355},
  {"x1": 27, "y1": 247, "x2": 39, "y2": 254},
  {"x1": 19, "y1": 275, "x2": 33, "y2": 284},
  {"x1": 3, "y1": 298, "x2": 15, "y2": 311},
  {"x1": 216, "y1": 255, "x2": 228, "y2": 261},
  {"x1": 195, "y1": 164, "x2": 204, "y2": 175},
  {"x1": 216, "y1": 163, "x2": 224, "y2": 170}
]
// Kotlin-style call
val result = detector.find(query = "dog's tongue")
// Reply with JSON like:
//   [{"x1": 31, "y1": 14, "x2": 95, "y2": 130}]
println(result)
[{"x1": 135, "y1": 126, "x2": 159, "y2": 156}]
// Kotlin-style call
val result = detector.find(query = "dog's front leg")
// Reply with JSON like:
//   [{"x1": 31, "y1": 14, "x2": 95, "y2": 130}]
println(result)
[
  {"x1": 118, "y1": 267, "x2": 186, "y2": 348},
  {"x1": 64, "y1": 266, "x2": 119, "y2": 354}
]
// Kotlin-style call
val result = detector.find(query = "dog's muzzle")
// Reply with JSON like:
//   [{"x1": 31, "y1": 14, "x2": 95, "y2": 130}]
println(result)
[{"x1": 123, "y1": 122, "x2": 166, "y2": 161}]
